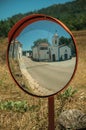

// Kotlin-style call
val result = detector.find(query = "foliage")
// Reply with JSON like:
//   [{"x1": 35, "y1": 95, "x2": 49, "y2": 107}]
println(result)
[
  {"x1": 0, "y1": 100, "x2": 28, "y2": 112},
  {"x1": 33, "y1": 38, "x2": 50, "y2": 46},
  {"x1": 59, "y1": 36, "x2": 76, "y2": 56},
  {"x1": 57, "y1": 87, "x2": 77, "y2": 114},
  {"x1": 38, "y1": 0, "x2": 86, "y2": 31},
  {"x1": 0, "y1": 0, "x2": 86, "y2": 37},
  {"x1": 0, "y1": 100, "x2": 40, "y2": 113},
  {"x1": 59, "y1": 36, "x2": 71, "y2": 45},
  {"x1": 60, "y1": 87, "x2": 77, "y2": 100}
]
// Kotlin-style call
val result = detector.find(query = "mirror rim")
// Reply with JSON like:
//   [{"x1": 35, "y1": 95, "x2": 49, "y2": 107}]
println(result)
[{"x1": 7, "y1": 14, "x2": 78, "y2": 98}]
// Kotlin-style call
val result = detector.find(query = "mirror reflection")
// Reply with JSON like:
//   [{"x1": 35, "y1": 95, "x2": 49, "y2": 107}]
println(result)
[{"x1": 8, "y1": 20, "x2": 76, "y2": 97}]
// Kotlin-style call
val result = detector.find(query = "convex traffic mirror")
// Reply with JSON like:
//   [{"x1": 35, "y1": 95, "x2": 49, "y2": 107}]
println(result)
[{"x1": 7, "y1": 14, "x2": 77, "y2": 97}]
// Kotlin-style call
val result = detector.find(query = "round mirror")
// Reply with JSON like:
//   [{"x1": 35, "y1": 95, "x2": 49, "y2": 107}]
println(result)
[{"x1": 7, "y1": 14, "x2": 77, "y2": 97}]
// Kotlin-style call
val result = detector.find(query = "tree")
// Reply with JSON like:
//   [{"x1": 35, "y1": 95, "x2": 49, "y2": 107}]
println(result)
[
  {"x1": 0, "y1": 20, "x2": 10, "y2": 37},
  {"x1": 0, "y1": 0, "x2": 86, "y2": 37},
  {"x1": 59, "y1": 36, "x2": 76, "y2": 56},
  {"x1": 59, "y1": 36, "x2": 71, "y2": 45},
  {"x1": 33, "y1": 38, "x2": 50, "y2": 47}
]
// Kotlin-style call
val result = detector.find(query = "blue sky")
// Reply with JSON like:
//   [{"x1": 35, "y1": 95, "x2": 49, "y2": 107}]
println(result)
[
  {"x1": 0, "y1": 0, "x2": 73, "y2": 20},
  {"x1": 16, "y1": 20, "x2": 71, "y2": 50}
]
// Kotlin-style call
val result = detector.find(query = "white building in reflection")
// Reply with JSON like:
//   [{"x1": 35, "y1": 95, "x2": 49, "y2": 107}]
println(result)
[
  {"x1": 32, "y1": 33, "x2": 72, "y2": 61},
  {"x1": 9, "y1": 40, "x2": 22, "y2": 60}
]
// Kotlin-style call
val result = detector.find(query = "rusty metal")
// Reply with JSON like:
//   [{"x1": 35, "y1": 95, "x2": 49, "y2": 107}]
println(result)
[{"x1": 48, "y1": 96, "x2": 55, "y2": 130}]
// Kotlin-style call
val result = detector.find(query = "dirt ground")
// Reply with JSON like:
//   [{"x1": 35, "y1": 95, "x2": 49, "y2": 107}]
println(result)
[{"x1": 0, "y1": 30, "x2": 86, "y2": 130}]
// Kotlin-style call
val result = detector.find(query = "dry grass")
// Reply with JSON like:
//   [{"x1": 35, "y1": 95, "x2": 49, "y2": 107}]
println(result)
[{"x1": 0, "y1": 30, "x2": 86, "y2": 130}]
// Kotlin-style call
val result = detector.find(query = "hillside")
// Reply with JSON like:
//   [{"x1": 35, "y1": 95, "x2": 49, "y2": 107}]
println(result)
[
  {"x1": 37, "y1": 0, "x2": 86, "y2": 30},
  {"x1": 0, "y1": 30, "x2": 86, "y2": 129},
  {"x1": 0, "y1": 0, "x2": 86, "y2": 37}
]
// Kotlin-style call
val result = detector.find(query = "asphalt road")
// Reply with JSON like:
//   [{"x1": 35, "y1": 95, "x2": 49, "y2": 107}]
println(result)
[{"x1": 22, "y1": 56, "x2": 76, "y2": 93}]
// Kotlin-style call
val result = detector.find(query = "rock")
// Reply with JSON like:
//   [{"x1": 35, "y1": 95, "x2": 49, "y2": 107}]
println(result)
[{"x1": 58, "y1": 109, "x2": 86, "y2": 130}]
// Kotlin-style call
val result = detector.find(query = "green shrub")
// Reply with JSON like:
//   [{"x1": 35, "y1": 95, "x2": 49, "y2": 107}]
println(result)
[
  {"x1": 0, "y1": 100, "x2": 28, "y2": 112},
  {"x1": 60, "y1": 87, "x2": 77, "y2": 100},
  {"x1": 57, "y1": 87, "x2": 77, "y2": 114}
]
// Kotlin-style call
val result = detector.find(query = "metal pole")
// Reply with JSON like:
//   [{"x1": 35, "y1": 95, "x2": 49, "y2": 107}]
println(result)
[{"x1": 48, "y1": 96, "x2": 55, "y2": 130}]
